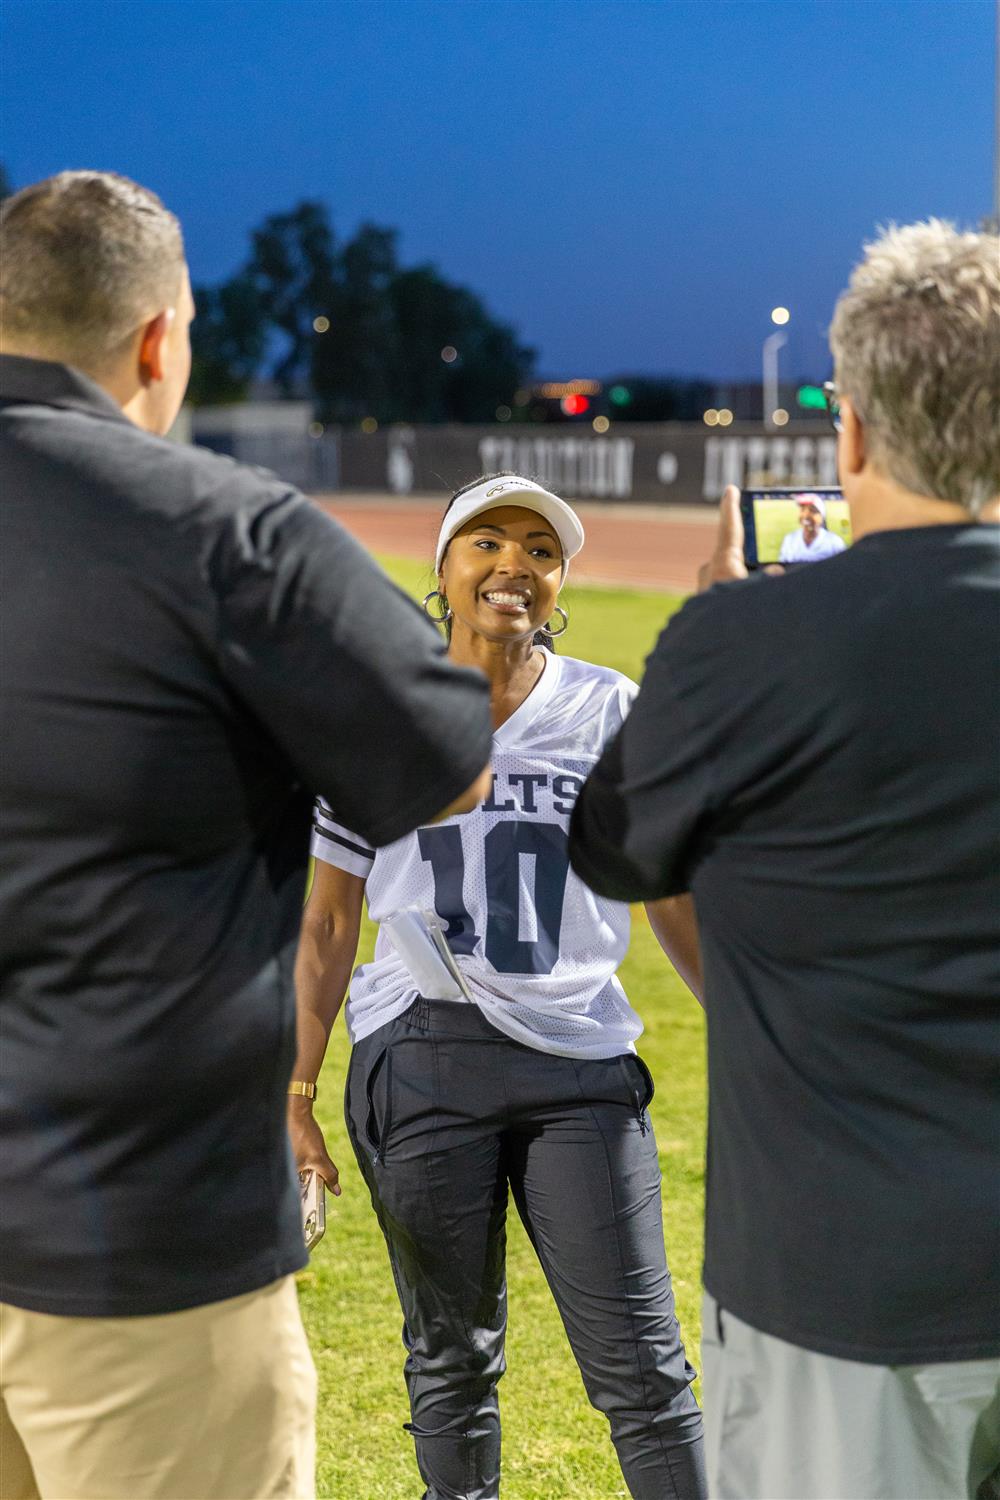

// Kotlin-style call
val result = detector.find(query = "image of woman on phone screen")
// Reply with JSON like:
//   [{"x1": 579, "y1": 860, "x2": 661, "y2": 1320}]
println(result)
[{"x1": 288, "y1": 473, "x2": 706, "y2": 1500}]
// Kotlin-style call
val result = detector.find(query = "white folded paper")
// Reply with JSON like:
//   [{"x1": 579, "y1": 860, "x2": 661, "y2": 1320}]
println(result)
[{"x1": 382, "y1": 907, "x2": 473, "y2": 1001}]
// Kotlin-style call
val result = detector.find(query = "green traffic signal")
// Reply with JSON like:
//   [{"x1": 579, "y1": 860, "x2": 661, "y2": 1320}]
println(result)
[
  {"x1": 608, "y1": 384, "x2": 632, "y2": 407},
  {"x1": 797, "y1": 385, "x2": 827, "y2": 410}
]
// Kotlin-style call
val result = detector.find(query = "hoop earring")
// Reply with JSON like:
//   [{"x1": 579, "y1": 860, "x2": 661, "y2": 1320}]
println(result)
[
  {"x1": 545, "y1": 603, "x2": 569, "y2": 637},
  {"x1": 422, "y1": 590, "x2": 453, "y2": 623}
]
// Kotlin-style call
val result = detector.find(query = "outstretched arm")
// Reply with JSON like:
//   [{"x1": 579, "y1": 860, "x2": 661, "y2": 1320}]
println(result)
[{"x1": 570, "y1": 486, "x2": 751, "y2": 902}]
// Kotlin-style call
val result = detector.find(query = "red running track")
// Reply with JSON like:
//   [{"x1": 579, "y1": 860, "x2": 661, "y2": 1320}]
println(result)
[{"x1": 313, "y1": 493, "x2": 717, "y2": 595}]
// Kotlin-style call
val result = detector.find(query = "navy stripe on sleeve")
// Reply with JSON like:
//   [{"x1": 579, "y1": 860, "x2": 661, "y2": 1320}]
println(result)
[{"x1": 311, "y1": 820, "x2": 375, "y2": 861}]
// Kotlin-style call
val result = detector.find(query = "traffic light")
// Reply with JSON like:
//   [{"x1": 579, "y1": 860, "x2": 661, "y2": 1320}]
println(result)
[
  {"x1": 608, "y1": 384, "x2": 632, "y2": 407},
  {"x1": 560, "y1": 394, "x2": 591, "y2": 416},
  {"x1": 796, "y1": 385, "x2": 827, "y2": 411}
]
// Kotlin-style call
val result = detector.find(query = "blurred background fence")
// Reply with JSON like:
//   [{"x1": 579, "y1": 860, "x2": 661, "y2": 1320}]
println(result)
[{"x1": 188, "y1": 404, "x2": 839, "y2": 505}]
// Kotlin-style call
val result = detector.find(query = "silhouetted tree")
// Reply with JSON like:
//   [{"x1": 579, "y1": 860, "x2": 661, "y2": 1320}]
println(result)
[
  {"x1": 312, "y1": 224, "x2": 399, "y2": 421},
  {"x1": 188, "y1": 198, "x2": 535, "y2": 419},
  {"x1": 387, "y1": 265, "x2": 460, "y2": 422},
  {"x1": 435, "y1": 289, "x2": 534, "y2": 424},
  {"x1": 247, "y1": 201, "x2": 339, "y2": 393},
  {"x1": 187, "y1": 274, "x2": 267, "y2": 405},
  {"x1": 388, "y1": 266, "x2": 534, "y2": 423}
]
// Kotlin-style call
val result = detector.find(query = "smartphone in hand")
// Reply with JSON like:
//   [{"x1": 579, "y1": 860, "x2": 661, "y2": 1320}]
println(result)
[
  {"x1": 741, "y1": 487, "x2": 851, "y2": 568},
  {"x1": 299, "y1": 1169, "x2": 326, "y2": 1252}
]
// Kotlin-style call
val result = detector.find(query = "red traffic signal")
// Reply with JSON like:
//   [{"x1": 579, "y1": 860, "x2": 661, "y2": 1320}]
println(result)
[{"x1": 560, "y1": 394, "x2": 591, "y2": 416}]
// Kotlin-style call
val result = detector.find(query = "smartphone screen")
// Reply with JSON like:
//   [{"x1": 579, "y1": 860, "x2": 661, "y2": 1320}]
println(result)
[{"x1": 741, "y1": 488, "x2": 851, "y2": 568}]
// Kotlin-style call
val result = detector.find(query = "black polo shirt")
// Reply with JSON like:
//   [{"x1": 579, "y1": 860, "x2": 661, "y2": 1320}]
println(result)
[
  {"x1": 570, "y1": 525, "x2": 1000, "y2": 1364},
  {"x1": 0, "y1": 356, "x2": 491, "y2": 1317}
]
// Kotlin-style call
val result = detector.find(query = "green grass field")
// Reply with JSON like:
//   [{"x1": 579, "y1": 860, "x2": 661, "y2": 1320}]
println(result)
[{"x1": 299, "y1": 557, "x2": 704, "y2": 1499}]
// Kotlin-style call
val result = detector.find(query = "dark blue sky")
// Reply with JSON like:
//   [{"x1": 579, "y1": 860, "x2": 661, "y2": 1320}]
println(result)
[{"x1": 2, "y1": 0, "x2": 994, "y2": 380}]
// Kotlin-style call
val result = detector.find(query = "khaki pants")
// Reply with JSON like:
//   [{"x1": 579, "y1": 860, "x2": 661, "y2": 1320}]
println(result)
[
  {"x1": 702, "y1": 1291, "x2": 1000, "y2": 1500},
  {"x1": 0, "y1": 1277, "x2": 316, "y2": 1500}
]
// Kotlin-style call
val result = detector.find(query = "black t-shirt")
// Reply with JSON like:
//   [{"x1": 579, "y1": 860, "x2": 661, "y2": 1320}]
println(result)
[
  {"x1": 570, "y1": 525, "x2": 1000, "y2": 1364},
  {"x1": 0, "y1": 356, "x2": 491, "y2": 1317}
]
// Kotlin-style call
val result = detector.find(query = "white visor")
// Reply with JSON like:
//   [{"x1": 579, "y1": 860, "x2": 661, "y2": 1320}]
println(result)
[{"x1": 435, "y1": 475, "x2": 585, "y2": 582}]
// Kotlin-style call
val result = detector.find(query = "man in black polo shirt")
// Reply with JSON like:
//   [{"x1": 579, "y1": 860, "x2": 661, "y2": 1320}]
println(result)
[
  {"x1": 569, "y1": 221, "x2": 999, "y2": 1499},
  {"x1": 0, "y1": 172, "x2": 492, "y2": 1500}
]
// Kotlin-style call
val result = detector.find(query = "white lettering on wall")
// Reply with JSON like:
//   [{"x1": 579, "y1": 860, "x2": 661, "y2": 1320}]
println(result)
[
  {"x1": 478, "y1": 437, "x2": 636, "y2": 499},
  {"x1": 657, "y1": 452, "x2": 679, "y2": 484},
  {"x1": 702, "y1": 436, "x2": 838, "y2": 498},
  {"x1": 387, "y1": 429, "x2": 415, "y2": 493}
]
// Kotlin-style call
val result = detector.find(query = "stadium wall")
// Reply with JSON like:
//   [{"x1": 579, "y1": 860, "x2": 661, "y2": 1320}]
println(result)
[{"x1": 190, "y1": 408, "x2": 838, "y2": 505}]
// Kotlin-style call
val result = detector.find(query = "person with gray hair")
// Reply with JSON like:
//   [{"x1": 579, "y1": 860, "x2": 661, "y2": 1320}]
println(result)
[
  {"x1": 0, "y1": 171, "x2": 493, "y2": 1500},
  {"x1": 828, "y1": 218, "x2": 998, "y2": 517},
  {"x1": 569, "y1": 218, "x2": 1000, "y2": 1500}
]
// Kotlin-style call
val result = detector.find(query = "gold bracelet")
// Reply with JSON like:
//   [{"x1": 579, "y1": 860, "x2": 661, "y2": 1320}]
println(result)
[{"x1": 288, "y1": 1081, "x2": 317, "y2": 1100}]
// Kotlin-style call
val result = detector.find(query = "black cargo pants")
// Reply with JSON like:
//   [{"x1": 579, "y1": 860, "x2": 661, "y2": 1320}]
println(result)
[{"x1": 344, "y1": 997, "x2": 706, "y2": 1500}]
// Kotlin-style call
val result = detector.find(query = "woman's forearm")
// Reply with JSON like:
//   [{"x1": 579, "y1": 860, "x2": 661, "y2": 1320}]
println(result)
[
  {"x1": 644, "y1": 894, "x2": 705, "y2": 1007},
  {"x1": 290, "y1": 923, "x2": 358, "y2": 1085},
  {"x1": 288, "y1": 909, "x2": 360, "y2": 1192}
]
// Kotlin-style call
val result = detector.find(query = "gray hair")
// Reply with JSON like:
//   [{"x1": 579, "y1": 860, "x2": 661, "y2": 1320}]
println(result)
[
  {"x1": 829, "y1": 219, "x2": 1000, "y2": 516},
  {"x1": 0, "y1": 171, "x2": 185, "y2": 372}
]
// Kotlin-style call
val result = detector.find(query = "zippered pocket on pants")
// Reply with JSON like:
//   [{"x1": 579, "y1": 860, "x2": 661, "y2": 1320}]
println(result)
[
  {"x1": 364, "y1": 1046, "x2": 394, "y2": 1164},
  {"x1": 621, "y1": 1053, "x2": 655, "y2": 1135}
]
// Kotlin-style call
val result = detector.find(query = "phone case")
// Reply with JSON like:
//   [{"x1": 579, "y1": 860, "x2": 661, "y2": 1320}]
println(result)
[{"x1": 299, "y1": 1169, "x2": 326, "y2": 1251}]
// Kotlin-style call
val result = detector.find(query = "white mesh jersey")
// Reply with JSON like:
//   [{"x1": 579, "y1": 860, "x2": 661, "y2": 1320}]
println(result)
[{"x1": 311, "y1": 650, "x2": 645, "y2": 1060}]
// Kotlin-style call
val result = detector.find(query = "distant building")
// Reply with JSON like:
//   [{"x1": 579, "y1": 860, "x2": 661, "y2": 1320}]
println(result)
[
  {"x1": 190, "y1": 402, "x2": 338, "y2": 490},
  {"x1": 710, "y1": 380, "x2": 829, "y2": 422}
]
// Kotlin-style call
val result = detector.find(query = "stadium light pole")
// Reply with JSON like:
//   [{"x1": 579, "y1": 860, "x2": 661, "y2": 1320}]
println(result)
[{"x1": 763, "y1": 306, "x2": 790, "y2": 431}]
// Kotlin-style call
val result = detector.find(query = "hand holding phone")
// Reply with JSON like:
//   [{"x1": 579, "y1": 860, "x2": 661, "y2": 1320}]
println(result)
[
  {"x1": 299, "y1": 1169, "x2": 326, "y2": 1252},
  {"x1": 696, "y1": 485, "x2": 749, "y2": 591}
]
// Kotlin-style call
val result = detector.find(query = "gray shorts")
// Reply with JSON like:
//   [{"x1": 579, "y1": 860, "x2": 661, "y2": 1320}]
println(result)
[{"x1": 701, "y1": 1291, "x2": 1000, "y2": 1500}]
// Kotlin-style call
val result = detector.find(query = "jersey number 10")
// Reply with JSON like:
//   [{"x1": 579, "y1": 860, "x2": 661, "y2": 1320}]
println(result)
[{"x1": 418, "y1": 822, "x2": 570, "y2": 976}]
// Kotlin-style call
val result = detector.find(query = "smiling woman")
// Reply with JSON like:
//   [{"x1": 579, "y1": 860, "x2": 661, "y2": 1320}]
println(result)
[
  {"x1": 288, "y1": 472, "x2": 708, "y2": 1500},
  {"x1": 430, "y1": 470, "x2": 583, "y2": 664},
  {"x1": 446, "y1": 502, "x2": 561, "y2": 624}
]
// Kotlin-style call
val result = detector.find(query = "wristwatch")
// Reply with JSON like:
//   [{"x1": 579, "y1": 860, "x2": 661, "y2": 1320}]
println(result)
[{"x1": 287, "y1": 1081, "x2": 318, "y2": 1100}]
